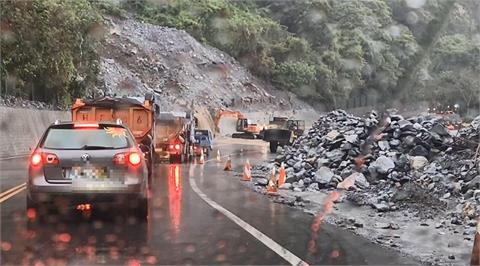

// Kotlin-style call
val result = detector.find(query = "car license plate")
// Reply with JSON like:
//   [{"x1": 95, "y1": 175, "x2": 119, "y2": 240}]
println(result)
[
  {"x1": 69, "y1": 166, "x2": 108, "y2": 179},
  {"x1": 69, "y1": 167, "x2": 125, "y2": 190}
]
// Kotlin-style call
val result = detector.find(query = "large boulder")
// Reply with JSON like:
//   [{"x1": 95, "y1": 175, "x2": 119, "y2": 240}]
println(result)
[
  {"x1": 315, "y1": 166, "x2": 334, "y2": 186},
  {"x1": 410, "y1": 145, "x2": 429, "y2": 157},
  {"x1": 430, "y1": 123, "x2": 449, "y2": 136},
  {"x1": 370, "y1": 156, "x2": 395, "y2": 174},
  {"x1": 378, "y1": 141, "x2": 390, "y2": 151},
  {"x1": 347, "y1": 172, "x2": 370, "y2": 189},
  {"x1": 410, "y1": 156, "x2": 428, "y2": 170},
  {"x1": 467, "y1": 176, "x2": 480, "y2": 190},
  {"x1": 471, "y1": 115, "x2": 480, "y2": 130},
  {"x1": 326, "y1": 130, "x2": 340, "y2": 141},
  {"x1": 398, "y1": 120, "x2": 413, "y2": 131}
]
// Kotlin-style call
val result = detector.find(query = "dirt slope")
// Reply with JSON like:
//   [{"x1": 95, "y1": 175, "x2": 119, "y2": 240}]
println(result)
[{"x1": 97, "y1": 16, "x2": 315, "y2": 115}]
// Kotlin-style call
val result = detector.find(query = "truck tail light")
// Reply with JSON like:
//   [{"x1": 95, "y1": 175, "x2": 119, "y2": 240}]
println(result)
[{"x1": 169, "y1": 144, "x2": 181, "y2": 151}]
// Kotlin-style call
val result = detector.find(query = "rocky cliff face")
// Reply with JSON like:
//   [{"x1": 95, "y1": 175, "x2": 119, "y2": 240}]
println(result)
[{"x1": 97, "y1": 16, "x2": 316, "y2": 113}]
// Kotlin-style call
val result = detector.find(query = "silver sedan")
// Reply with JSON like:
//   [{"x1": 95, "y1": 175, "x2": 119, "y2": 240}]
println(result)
[{"x1": 27, "y1": 121, "x2": 149, "y2": 221}]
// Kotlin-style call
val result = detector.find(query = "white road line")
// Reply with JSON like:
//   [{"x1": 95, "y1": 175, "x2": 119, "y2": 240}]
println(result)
[{"x1": 189, "y1": 166, "x2": 308, "y2": 266}]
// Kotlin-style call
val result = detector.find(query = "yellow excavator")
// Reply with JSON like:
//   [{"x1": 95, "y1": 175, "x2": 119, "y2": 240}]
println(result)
[{"x1": 213, "y1": 109, "x2": 262, "y2": 139}]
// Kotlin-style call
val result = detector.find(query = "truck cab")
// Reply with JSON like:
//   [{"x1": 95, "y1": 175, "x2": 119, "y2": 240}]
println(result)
[{"x1": 193, "y1": 129, "x2": 213, "y2": 156}]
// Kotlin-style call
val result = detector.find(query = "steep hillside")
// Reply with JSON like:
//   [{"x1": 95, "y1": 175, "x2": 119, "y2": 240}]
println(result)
[
  {"x1": 125, "y1": 0, "x2": 479, "y2": 114},
  {"x1": 97, "y1": 16, "x2": 315, "y2": 113}
]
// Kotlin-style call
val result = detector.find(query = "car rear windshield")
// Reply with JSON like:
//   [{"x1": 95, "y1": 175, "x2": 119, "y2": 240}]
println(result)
[{"x1": 41, "y1": 126, "x2": 132, "y2": 150}]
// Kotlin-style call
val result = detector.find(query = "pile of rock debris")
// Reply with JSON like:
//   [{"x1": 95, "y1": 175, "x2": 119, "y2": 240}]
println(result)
[{"x1": 265, "y1": 110, "x2": 480, "y2": 224}]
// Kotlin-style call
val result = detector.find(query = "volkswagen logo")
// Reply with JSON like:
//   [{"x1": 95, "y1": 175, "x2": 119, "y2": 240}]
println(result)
[{"x1": 81, "y1": 153, "x2": 90, "y2": 163}]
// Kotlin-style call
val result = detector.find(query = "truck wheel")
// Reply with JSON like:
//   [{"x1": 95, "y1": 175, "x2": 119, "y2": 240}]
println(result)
[{"x1": 270, "y1": 141, "x2": 278, "y2": 153}]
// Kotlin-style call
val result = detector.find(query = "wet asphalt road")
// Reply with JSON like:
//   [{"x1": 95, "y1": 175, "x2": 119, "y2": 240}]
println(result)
[{"x1": 0, "y1": 140, "x2": 418, "y2": 265}]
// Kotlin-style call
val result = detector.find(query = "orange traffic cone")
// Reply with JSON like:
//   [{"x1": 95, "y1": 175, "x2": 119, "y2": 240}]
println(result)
[
  {"x1": 278, "y1": 162, "x2": 286, "y2": 188},
  {"x1": 216, "y1": 150, "x2": 221, "y2": 162},
  {"x1": 267, "y1": 166, "x2": 278, "y2": 195},
  {"x1": 198, "y1": 149, "x2": 205, "y2": 164},
  {"x1": 242, "y1": 159, "x2": 251, "y2": 181},
  {"x1": 471, "y1": 219, "x2": 480, "y2": 265},
  {"x1": 223, "y1": 155, "x2": 232, "y2": 171}
]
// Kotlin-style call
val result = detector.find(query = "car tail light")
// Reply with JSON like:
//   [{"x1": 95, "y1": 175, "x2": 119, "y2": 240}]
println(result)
[
  {"x1": 169, "y1": 144, "x2": 174, "y2": 149},
  {"x1": 30, "y1": 152, "x2": 59, "y2": 166},
  {"x1": 174, "y1": 144, "x2": 181, "y2": 150},
  {"x1": 44, "y1": 153, "x2": 59, "y2": 165},
  {"x1": 30, "y1": 153, "x2": 42, "y2": 166},
  {"x1": 113, "y1": 152, "x2": 141, "y2": 167},
  {"x1": 113, "y1": 153, "x2": 127, "y2": 165},
  {"x1": 128, "y1": 152, "x2": 141, "y2": 166}
]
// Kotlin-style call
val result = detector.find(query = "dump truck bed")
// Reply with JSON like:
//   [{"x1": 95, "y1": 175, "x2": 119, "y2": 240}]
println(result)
[{"x1": 71, "y1": 97, "x2": 154, "y2": 143}]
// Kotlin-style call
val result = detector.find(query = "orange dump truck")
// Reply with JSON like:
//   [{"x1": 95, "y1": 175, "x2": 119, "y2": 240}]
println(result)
[{"x1": 71, "y1": 95, "x2": 158, "y2": 177}]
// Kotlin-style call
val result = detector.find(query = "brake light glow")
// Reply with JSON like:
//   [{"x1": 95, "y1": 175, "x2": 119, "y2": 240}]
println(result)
[
  {"x1": 128, "y1": 152, "x2": 141, "y2": 166},
  {"x1": 73, "y1": 123, "x2": 99, "y2": 128},
  {"x1": 169, "y1": 144, "x2": 174, "y2": 149},
  {"x1": 31, "y1": 154, "x2": 42, "y2": 166},
  {"x1": 174, "y1": 144, "x2": 181, "y2": 150}
]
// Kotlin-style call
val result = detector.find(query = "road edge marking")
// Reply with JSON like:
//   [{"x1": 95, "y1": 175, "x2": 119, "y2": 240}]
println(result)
[
  {"x1": 0, "y1": 154, "x2": 28, "y2": 161},
  {"x1": 0, "y1": 183, "x2": 26, "y2": 203},
  {"x1": 189, "y1": 176, "x2": 307, "y2": 266}
]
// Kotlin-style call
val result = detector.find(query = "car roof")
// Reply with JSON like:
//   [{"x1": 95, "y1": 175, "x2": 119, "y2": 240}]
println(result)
[{"x1": 49, "y1": 121, "x2": 127, "y2": 128}]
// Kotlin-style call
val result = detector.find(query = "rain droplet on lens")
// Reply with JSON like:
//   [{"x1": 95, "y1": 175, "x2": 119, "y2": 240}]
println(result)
[
  {"x1": 237, "y1": 244, "x2": 247, "y2": 253},
  {"x1": 405, "y1": 0, "x2": 425, "y2": 9},
  {"x1": 214, "y1": 253, "x2": 227, "y2": 262},
  {"x1": 1, "y1": 241, "x2": 12, "y2": 251},
  {"x1": 330, "y1": 249, "x2": 340, "y2": 258},
  {"x1": 146, "y1": 255, "x2": 157, "y2": 264},
  {"x1": 406, "y1": 11, "x2": 419, "y2": 25},
  {"x1": 388, "y1": 25, "x2": 401, "y2": 38},
  {"x1": 185, "y1": 243, "x2": 196, "y2": 253},
  {"x1": 216, "y1": 240, "x2": 226, "y2": 249}
]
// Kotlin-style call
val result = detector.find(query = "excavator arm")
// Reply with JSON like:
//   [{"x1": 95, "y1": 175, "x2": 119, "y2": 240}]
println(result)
[
  {"x1": 213, "y1": 109, "x2": 245, "y2": 133},
  {"x1": 214, "y1": 108, "x2": 262, "y2": 138}
]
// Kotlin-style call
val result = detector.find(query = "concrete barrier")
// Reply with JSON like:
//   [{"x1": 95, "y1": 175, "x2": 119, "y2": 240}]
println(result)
[{"x1": 0, "y1": 107, "x2": 69, "y2": 158}]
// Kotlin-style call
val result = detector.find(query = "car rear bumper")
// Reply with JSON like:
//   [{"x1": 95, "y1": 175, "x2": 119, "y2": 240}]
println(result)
[
  {"x1": 27, "y1": 190, "x2": 143, "y2": 205},
  {"x1": 27, "y1": 175, "x2": 146, "y2": 204}
]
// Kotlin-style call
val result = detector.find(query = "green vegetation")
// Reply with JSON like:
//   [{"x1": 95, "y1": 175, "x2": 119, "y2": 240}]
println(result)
[
  {"x1": 125, "y1": 0, "x2": 478, "y2": 111},
  {"x1": 0, "y1": 0, "x2": 101, "y2": 107}
]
